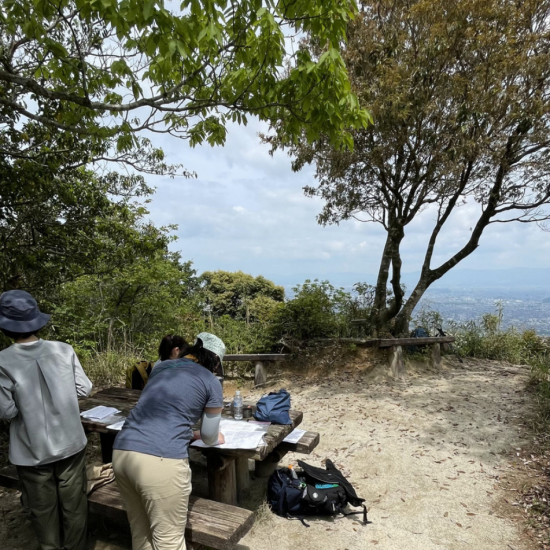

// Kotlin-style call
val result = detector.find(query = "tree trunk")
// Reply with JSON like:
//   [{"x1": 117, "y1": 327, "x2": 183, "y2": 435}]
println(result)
[
  {"x1": 369, "y1": 224, "x2": 405, "y2": 336},
  {"x1": 369, "y1": 233, "x2": 393, "y2": 336},
  {"x1": 393, "y1": 282, "x2": 427, "y2": 336}
]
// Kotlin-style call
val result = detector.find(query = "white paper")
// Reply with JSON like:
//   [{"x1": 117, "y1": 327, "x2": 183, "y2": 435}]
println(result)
[
  {"x1": 106, "y1": 420, "x2": 126, "y2": 431},
  {"x1": 283, "y1": 428, "x2": 306, "y2": 444},
  {"x1": 219, "y1": 418, "x2": 268, "y2": 433},
  {"x1": 80, "y1": 406, "x2": 121, "y2": 420},
  {"x1": 191, "y1": 430, "x2": 266, "y2": 450}
]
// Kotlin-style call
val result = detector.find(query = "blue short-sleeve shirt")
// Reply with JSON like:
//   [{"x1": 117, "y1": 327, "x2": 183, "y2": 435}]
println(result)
[{"x1": 113, "y1": 358, "x2": 223, "y2": 459}]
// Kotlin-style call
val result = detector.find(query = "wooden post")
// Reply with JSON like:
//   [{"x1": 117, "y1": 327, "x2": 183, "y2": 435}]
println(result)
[
  {"x1": 235, "y1": 457, "x2": 250, "y2": 501},
  {"x1": 389, "y1": 345, "x2": 405, "y2": 378},
  {"x1": 431, "y1": 343, "x2": 441, "y2": 370},
  {"x1": 99, "y1": 432, "x2": 117, "y2": 463},
  {"x1": 206, "y1": 454, "x2": 237, "y2": 505},
  {"x1": 254, "y1": 448, "x2": 288, "y2": 478},
  {"x1": 254, "y1": 361, "x2": 268, "y2": 387}
]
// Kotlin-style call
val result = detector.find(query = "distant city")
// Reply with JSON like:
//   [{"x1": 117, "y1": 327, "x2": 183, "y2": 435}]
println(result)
[
  {"x1": 417, "y1": 287, "x2": 550, "y2": 335},
  {"x1": 273, "y1": 268, "x2": 550, "y2": 336}
]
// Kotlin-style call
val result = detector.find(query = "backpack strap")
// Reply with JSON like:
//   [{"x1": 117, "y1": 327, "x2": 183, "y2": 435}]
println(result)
[
  {"x1": 285, "y1": 513, "x2": 310, "y2": 527},
  {"x1": 134, "y1": 361, "x2": 150, "y2": 385},
  {"x1": 340, "y1": 505, "x2": 368, "y2": 525}
]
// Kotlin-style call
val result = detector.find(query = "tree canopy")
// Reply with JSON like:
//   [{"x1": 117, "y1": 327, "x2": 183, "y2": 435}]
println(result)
[
  {"x1": 0, "y1": 122, "x2": 172, "y2": 293},
  {"x1": 278, "y1": 0, "x2": 550, "y2": 335},
  {"x1": 1, "y1": 0, "x2": 369, "y2": 173},
  {"x1": 200, "y1": 270, "x2": 284, "y2": 320}
]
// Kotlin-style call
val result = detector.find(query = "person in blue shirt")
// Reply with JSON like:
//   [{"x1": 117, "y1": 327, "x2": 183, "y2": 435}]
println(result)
[{"x1": 112, "y1": 333, "x2": 226, "y2": 550}]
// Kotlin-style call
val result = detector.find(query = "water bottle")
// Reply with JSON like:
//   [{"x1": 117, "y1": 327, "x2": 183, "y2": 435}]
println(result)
[{"x1": 233, "y1": 390, "x2": 243, "y2": 420}]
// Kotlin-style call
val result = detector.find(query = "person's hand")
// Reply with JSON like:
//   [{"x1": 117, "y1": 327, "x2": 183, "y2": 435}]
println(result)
[{"x1": 218, "y1": 432, "x2": 225, "y2": 445}]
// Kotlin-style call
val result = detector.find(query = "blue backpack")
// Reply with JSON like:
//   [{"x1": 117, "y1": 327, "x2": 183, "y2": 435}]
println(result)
[{"x1": 254, "y1": 389, "x2": 292, "y2": 425}]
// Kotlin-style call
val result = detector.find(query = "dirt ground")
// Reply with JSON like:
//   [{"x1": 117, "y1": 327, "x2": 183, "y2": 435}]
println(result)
[{"x1": 0, "y1": 351, "x2": 540, "y2": 550}]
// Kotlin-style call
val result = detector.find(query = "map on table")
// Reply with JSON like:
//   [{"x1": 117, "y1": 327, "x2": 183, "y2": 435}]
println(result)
[
  {"x1": 80, "y1": 406, "x2": 120, "y2": 420},
  {"x1": 191, "y1": 418, "x2": 269, "y2": 450}
]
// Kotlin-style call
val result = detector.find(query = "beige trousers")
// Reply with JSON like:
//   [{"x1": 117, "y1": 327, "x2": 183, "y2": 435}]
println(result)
[{"x1": 112, "y1": 450, "x2": 191, "y2": 550}]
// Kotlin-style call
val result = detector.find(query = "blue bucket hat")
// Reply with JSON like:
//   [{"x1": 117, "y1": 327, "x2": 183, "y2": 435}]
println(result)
[{"x1": 0, "y1": 291, "x2": 51, "y2": 333}]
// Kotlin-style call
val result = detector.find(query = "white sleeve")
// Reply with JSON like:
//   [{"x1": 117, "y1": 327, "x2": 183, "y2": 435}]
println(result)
[
  {"x1": 0, "y1": 367, "x2": 18, "y2": 419},
  {"x1": 72, "y1": 350, "x2": 92, "y2": 398},
  {"x1": 200, "y1": 411, "x2": 221, "y2": 445}
]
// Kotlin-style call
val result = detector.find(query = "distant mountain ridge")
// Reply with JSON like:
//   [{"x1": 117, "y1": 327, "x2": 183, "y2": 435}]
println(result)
[{"x1": 268, "y1": 267, "x2": 550, "y2": 290}]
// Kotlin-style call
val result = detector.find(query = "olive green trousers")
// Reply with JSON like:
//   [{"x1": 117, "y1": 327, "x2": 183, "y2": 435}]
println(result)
[{"x1": 16, "y1": 448, "x2": 88, "y2": 550}]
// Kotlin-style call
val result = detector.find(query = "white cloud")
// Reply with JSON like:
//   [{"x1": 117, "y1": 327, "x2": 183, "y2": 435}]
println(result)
[{"x1": 144, "y1": 119, "x2": 550, "y2": 285}]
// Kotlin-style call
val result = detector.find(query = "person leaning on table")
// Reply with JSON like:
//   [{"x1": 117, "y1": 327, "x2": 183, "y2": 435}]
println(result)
[
  {"x1": 112, "y1": 332, "x2": 227, "y2": 550},
  {"x1": 155, "y1": 334, "x2": 225, "y2": 387},
  {"x1": 0, "y1": 290, "x2": 93, "y2": 550},
  {"x1": 153, "y1": 333, "x2": 187, "y2": 367}
]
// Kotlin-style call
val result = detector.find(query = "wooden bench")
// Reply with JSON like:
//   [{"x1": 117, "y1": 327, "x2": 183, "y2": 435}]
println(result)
[
  {"x1": 0, "y1": 466, "x2": 254, "y2": 550},
  {"x1": 277, "y1": 430, "x2": 320, "y2": 455},
  {"x1": 253, "y1": 430, "x2": 320, "y2": 477},
  {"x1": 330, "y1": 331, "x2": 456, "y2": 378},
  {"x1": 376, "y1": 337, "x2": 455, "y2": 378},
  {"x1": 224, "y1": 354, "x2": 290, "y2": 386}
]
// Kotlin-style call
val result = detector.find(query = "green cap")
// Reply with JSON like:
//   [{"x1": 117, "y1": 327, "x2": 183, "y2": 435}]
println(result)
[{"x1": 196, "y1": 332, "x2": 226, "y2": 364}]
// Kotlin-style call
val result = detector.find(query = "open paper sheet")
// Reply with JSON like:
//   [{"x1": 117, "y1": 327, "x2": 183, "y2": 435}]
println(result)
[
  {"x1": 106, "y1": 419, "x2": 126, "y2": 431},
  {"x1": 80, "y1": 406, "x2": 120, "y2": 421},
  {"x1": 219, "y1": 419, "x2": 269, "y2": 433},
  {"x1": 283, "y1": 428, "x2": 306, "y2": 444},
  {"x1": 191, "y1": 418, "x2": 269, "y2": 450}
]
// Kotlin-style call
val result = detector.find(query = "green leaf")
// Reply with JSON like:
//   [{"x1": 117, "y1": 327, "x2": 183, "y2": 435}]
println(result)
[{"x1": 143, "y1": 0, "x2": 155, "y2": 20}]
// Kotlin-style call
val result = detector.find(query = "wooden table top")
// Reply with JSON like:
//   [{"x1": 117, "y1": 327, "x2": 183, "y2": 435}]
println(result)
[{"x1": 79, "y1": 387, "x2": 303, "y2": 461}]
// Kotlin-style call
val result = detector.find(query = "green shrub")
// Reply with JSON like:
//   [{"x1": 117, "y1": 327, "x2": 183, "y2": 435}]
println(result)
[{"x1": 271, "y1": 280, "x2": 351, "y2": 340}]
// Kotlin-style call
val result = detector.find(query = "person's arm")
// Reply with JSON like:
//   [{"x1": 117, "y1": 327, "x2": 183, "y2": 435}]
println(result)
[
  {"x1": 197, "y1": 407, "x2": 223, "y2": 445},
  {"x1": 0, "y1": 368, "x2": 18, "y2": 420},
  {"x1": 195, "y1": 376, "x2": 225, "y2": 445},
  {"x1": 72, "y1": 349, "x2": 92, "y2": 398}
]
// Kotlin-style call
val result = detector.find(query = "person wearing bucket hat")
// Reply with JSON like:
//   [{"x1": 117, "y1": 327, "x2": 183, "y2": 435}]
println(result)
[
  {"x1": 0, "y1": 290, "x2": 92, "y2": 550},
  {"x1": 195, "y1": 331, "x2": 225, "y2": 384},
  {"x1": 112, "y1": 332, "x2": 226, "y2": 550}
]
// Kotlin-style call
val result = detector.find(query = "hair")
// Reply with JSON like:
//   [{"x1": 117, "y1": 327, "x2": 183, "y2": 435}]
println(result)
[
  {"x1": 178, "y1": 338, "x2": 221, "y2": 373},
  {"x1": 1, "y1": 328, "x2": 40, "y2": 340},
  {"x1": 158, "y1": 334, "x2": 188, "y2": 361}
]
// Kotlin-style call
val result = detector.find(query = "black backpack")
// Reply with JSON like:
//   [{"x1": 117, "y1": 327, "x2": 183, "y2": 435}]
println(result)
[
  {"x1": 408, "y1": 326, "x2": 430, "y2": 353},
  {"x1": 267, "y1": 459, "x2": 367, "y2": 526}
]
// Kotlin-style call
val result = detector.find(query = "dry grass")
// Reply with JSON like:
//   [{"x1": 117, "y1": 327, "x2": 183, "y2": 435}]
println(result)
[
  {"x1": 251, "y1": 501, "x2": 275, "y2": 533},
  {"x1": 82, "y1": 350, "x2": 140, "y2": 387}
]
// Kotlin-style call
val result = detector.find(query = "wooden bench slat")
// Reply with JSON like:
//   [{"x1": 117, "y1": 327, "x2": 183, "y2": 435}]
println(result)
[
  {"x1": 0, "y1": 466, "x2": 254, "y2": 550},
  {"x1": 224, "y1": 354, "x2": 290, "y2": 361},
  {"x1": 377, "y1": 337, "x2": 455, "y2": 347},
  {"x1": 277, "y1": 431, "x2": 320, "y2": 455}
]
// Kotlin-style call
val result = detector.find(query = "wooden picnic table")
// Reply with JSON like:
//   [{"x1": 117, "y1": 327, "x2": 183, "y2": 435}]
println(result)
[{"x1": 79, "y1": 387, "x2": 305, "y2": 505}]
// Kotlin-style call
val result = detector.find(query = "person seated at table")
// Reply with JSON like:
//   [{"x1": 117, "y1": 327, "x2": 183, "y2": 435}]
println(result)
[
  {"x1": 0, "y1": 290, "x2": 92, "y2": 550},
  {"x1": 112, "y1": 332, "x2": 226, "y2": 550}
]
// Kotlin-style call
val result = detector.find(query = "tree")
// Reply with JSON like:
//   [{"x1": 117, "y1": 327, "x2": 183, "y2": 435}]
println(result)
[
  {"x1": 200, "y1": 270, "x2": 284, "y2": 320},
  {"x1": 50, "y1": 249, "x2": 200, "y2": 352},
  {"x1": 0, "y1": 125, "x2": 170, "y2": 293},
  {"x1": 1, "y1": 0, "x2": 369, "y2": 173},
  {"x1": 276, "y1": 0, "x2": 550, "y2": 336}
]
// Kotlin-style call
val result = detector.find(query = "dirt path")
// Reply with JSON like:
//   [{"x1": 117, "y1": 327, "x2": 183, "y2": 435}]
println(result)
[
  {"x1": 239, "y1": 356, "x2": 535, "y2": 550},
  {"x1": 0, "y1": 355, "x2": 537, "y2": 550}
]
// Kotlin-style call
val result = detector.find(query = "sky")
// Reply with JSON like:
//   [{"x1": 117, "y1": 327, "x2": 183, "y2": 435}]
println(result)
[{"x1": 143, "y1": 118, "x2": 550, "y2": 287}]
